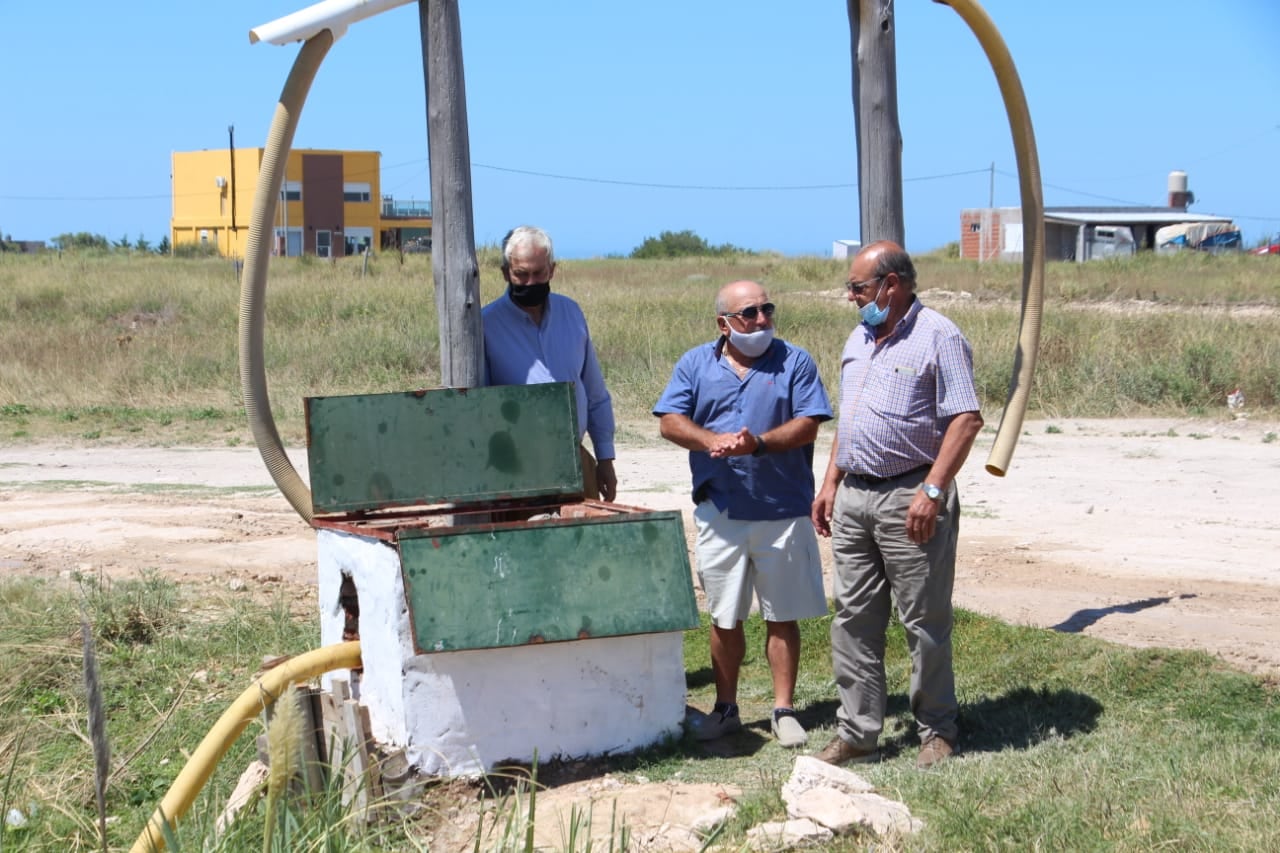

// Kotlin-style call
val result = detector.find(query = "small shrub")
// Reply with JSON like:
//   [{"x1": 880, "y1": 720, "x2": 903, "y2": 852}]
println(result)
[
  {"x1": 76, "y1": 572, "x2": 180, "y2": 645},
  {"x1": 629, "y1": 229, "x2": 751, "y2": 259}
]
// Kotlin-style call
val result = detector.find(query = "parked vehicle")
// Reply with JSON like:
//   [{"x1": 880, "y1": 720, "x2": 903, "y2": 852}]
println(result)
[
  {"x1": 1156, "y1": 221, "x2": 1243, "y2": 254},
  {"x1": 1082, "y1": 225, "x2": 1135, "y2": 260}
]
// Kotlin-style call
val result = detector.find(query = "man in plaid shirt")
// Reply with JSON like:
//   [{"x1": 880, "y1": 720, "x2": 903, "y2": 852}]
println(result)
[{"x1": 810, "y1": 241, "x2": 984, "y2": 770}]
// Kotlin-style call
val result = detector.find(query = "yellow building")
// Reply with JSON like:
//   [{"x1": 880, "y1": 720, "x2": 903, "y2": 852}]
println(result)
[{"x1": 170, "y1": 148, "x2": 432, "y2": 258}]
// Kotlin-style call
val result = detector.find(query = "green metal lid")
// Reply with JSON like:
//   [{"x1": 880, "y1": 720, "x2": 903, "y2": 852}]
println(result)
[{"x1": 305, "y1": 382, "x2": 584, "y2": 515}]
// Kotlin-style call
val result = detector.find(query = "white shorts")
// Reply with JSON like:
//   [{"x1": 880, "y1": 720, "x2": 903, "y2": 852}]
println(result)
[{"x1": 692, "y1": 501, "x2": 828, "y2": 630}]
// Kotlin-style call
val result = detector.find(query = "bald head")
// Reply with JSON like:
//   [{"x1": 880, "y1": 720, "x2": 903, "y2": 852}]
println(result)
[
  {"x1": 850, "y1": 240, "x2": 917, "y2": 292},
  {"x1": 716, "y1": 280, "x2": 767, "y2": 315}
]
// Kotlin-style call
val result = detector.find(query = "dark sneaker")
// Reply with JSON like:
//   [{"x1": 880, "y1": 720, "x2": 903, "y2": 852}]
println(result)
[
  {"x1": 771, "y1": 708, "x2": 808, "y2": 748},
  {"x1": 692, "y1": 702, "x2": 742, "y2": 741},
  {"x1": 916, "y1": 735, "x2": 956, "y2": 769},
  {"x1": 813, "y1": 735, "x2": 878, "y2": 766}
]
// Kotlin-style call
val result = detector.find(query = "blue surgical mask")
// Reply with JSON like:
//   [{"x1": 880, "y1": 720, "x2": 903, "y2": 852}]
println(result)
[{"x1": 859, "y1": 282, "x2": 890, "y2": 327}]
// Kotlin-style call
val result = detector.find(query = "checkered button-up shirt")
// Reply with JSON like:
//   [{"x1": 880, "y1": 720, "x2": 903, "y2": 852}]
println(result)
[{"x1": 835, "y1": 299, "x2": 980, "y2": 478}]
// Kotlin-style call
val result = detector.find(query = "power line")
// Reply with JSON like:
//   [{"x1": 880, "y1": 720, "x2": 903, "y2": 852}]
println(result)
[
  {"x1": 5, "y1": 161, "x2": 1275, "y2": 222},
  {"x1": 994, "y1": 168, "x2": 1146, "y2": 206},
  {"x1": 472, "y1": 161, "x2": 854, "y2": 191},
  {"x1": 472, "y1": 161, "x2": 989, "y2": 190},
  {"x1": 1, "y1": 193, "x2": 172, "y2": 202},
  {"x1": 0, "y1": 163, "x2": 977, "y2": 202},
  {"x1": 904, "y1": 167, "x2": 990, "y2": 183},
  {"x1": 993, "y1": 168, "x2": 1280, "y2": 222}
]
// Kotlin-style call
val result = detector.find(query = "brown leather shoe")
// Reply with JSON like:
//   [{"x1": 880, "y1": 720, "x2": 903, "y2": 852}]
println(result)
[
  {"x1": 813, "y1": 736, "x2": 878, "y2": 766},
  {"x1": 916, "y1": 735, "x2": 956, "y2": 769}
]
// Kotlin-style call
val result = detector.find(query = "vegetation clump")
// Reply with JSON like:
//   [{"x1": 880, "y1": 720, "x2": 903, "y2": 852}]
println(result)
[{"x1": 629, "y1": 229, "x2": 752, "y2": 259}]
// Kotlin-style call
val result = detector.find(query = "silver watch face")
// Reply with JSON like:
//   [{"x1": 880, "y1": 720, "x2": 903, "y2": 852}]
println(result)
[{"x1": 924, "y1": 484, "x2": 942, "y2": 500}]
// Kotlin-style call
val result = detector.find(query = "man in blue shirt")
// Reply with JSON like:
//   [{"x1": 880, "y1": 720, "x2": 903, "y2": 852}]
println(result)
[
  {"x1": 655, "y1": 280, "x2": 832, "y2": 747},
  {"x1": 482, "y1": 226, "x2": 617, "y2": 501}
]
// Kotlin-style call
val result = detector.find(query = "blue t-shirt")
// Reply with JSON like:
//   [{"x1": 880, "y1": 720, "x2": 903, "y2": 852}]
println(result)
[{"x1": 654, "y1": 338, "x2": 832, "y2": 520}]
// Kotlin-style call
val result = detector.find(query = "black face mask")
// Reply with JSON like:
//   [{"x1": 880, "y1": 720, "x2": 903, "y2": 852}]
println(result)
[{"x1": 508, "y1": 282, "x2": 551, "y2": 308}]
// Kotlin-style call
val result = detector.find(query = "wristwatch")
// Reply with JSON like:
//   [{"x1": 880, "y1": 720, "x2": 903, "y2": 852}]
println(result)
[
  {"x1": 922, "y1": 483, "x2": 943, "y2": 501},
  {"x1": 751, "y1": 435, "x2": 768, "y2": 457}
]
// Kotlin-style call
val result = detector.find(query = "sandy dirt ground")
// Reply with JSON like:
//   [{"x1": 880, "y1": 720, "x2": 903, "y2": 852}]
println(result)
[
  {"x1": 4, "y1": 415, "x2": 1278, "y2": 846},
  {"x1": 2, "y1": 415, "x2": 1278, "y2": 680}
]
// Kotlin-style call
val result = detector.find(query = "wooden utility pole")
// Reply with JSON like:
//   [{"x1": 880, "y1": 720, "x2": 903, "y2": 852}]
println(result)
[
  {"x1": 848, "y1": 0, "x2": 905, "y2": 247},
  {"x1": 419, "y1": 0, "x2": 482, "y2": 388}
]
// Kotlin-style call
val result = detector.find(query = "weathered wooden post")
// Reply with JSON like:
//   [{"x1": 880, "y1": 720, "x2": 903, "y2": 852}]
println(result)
[
  {"x1": 848, "y1": 0, "x2": 905, "y2": 246},
  {"x1": 419, "y1": 0, "x2": 481, "y2": 388}
]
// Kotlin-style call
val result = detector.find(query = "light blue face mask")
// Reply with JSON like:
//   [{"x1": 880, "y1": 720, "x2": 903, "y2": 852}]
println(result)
[
  {"x1": 728, "y1": 326, "x2": 774, "y2": 358},
  {"x1": 859, "y1": 281, "x2": 890, "y2": 327}
]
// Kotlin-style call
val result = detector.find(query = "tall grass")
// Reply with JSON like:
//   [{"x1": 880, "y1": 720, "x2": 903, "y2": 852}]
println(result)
[
  {"x1": 1, "y1": 250, "x2": 1276, "y2": 443},
  {"x1": 0, "y1": 575, "x2": 316, "y2": 850}
]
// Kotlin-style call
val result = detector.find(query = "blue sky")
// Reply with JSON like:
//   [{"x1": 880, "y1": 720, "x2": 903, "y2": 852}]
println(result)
[{"x1": 2, "y1": 1, "x2": 1277, "y2": 258}]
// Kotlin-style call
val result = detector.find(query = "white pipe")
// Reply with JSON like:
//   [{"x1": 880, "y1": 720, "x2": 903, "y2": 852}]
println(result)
[{"x1": 250, "y1": 0, "x2": 413, "y2": 46}]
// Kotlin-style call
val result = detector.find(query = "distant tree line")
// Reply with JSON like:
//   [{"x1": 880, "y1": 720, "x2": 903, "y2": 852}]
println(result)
[
  {"x1": 630, "y1": 229, "x2": 753, "y2": 259},
  {"x1": 46, "y1": 232, "x2": 173, "y2": 255}
]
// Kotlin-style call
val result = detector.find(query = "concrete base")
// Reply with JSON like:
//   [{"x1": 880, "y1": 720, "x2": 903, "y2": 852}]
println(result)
[{"x1": 317, "y1": 528, "x2": 688, "y2": 777}]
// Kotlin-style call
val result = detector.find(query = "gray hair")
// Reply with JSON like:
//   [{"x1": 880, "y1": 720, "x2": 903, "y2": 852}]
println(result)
[
  {"x1": 872, "y1": 247, "x2": 918, "y2": 292},
  {"x1": 502, "y1": 225, "x2": 555, "y2": 269}
]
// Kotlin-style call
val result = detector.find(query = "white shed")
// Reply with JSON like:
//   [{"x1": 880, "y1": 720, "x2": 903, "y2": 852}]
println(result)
[{"x1": 832, "y1": 239, "x2": 861, "y2": 259}]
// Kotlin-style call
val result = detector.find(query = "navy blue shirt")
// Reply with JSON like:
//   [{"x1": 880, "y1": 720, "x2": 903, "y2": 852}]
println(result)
[{"x1": 654, "y1": 338, "x2": 832, "y2": 520}]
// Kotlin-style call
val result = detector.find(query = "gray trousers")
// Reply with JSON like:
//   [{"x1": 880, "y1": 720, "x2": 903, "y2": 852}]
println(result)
[{"x1": 829, "y1": 472, "x2": 959, "y2": 749}]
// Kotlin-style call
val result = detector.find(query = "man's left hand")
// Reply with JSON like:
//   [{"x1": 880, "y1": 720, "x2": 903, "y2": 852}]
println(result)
[
  {"x1": 906, "y1": 491, "x2": 940, "y2": 544},
  {"x1": 596, "y1": 459, "x2": 617, "y2": 502}
]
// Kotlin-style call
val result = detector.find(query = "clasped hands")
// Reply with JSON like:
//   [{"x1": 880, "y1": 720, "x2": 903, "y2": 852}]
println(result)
[{"x1": 707, "y1": 427, "x2": 759, "y2": 459}]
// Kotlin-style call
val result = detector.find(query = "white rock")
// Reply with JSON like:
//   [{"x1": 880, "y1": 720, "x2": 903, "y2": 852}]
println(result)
[
  {"x1": 782, "y1": 757, "x2": 922, "y2": 837},
  {"x1": 788, "y1": 789, "x2": 922, "y2": 837},
  {"x1": 745, "y1": 818, "x2": 833, "y2": 850},
  {"x1": 785, "y1": 756, "x2": 875, "y2": 795}
]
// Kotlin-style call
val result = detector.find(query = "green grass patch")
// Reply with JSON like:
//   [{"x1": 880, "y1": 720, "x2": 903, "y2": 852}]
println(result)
[{"x1": 2, "y1": 577, "x2": 1277, "y2": 850}]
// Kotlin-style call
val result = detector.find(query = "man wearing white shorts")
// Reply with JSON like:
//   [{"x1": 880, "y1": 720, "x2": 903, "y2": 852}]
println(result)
[{"x1": 655, "y1": 280, "x2": 832, "y2": 747}]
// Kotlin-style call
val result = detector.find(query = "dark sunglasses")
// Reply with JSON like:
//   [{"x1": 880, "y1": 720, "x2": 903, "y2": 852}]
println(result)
[
  {"x1": 722, "y1": 302, "x2": 776, "y2": 321},
  {"x1": 845, "y1": 275, "x2": 884, "y2": 295}
]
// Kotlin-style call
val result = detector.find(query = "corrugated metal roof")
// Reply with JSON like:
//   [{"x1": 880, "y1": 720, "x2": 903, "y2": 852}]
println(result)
[
  {"x1": 963, "y1": 205, "x2": 1235, "y2": 227},
  {"x1": 1043, "y1": 209, "x2": 1234, "y2": 226}
]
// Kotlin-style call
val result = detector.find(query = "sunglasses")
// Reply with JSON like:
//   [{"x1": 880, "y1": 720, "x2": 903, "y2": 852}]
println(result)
[
  {"x1": 845, "y1": 275, "x2": 884, "y2": 296},
  {"x1": 721, "y1": 302, "x2": 776, "y2": 321}
]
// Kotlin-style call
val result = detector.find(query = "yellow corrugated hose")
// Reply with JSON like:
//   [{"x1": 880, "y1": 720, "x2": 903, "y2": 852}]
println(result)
[
  {"x1": 129, "y1": 641, "x2": 362, "y2": 853},
  {"x1": 238, "y1": 30, "x2": 334, "y2": 525},
  {"x1": 936, "y1": 0, "x2": 1045, "y2": 476}
]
